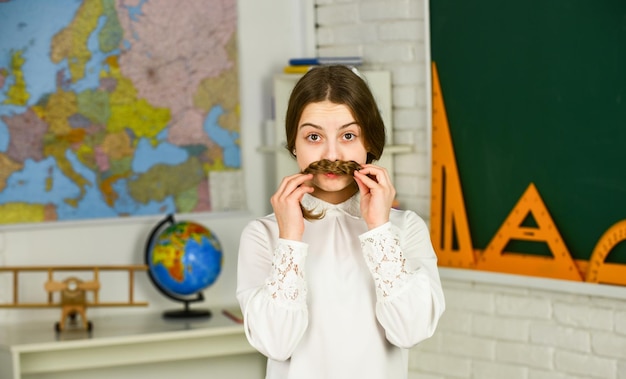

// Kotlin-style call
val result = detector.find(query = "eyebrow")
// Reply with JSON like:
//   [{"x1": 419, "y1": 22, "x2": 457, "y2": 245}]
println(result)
[{"x1": 298, "y1": 121, "x2": 359, "y2": 130}]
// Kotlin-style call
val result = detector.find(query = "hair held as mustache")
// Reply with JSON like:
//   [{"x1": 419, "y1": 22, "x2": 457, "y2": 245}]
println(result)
[
  {"x1": 301, "y1": 159, "x2": 361, "y2": 176},
  {"x1": 300, "y1": 159, "x2": 361, "y2": 220}
]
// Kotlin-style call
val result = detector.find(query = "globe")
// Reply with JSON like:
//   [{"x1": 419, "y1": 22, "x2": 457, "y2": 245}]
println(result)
[{"x1": 145, "y1": 214, "x2": 223, "y2": 318}]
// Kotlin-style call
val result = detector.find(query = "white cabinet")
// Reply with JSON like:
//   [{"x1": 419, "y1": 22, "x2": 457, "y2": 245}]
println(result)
[
  {"x1": 0, "y1": 312, "x2": 265, "y2": 379},
  {"x1": 263, "y1": 71, "x2": 411, "y2": 189}
]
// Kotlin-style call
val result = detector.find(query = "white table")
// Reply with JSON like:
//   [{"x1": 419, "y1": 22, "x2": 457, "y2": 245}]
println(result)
[{"x1": 0, "y1": 310, "x2": 265, "y2": 379}]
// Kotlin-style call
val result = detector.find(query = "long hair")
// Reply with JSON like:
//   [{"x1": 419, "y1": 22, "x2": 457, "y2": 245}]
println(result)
[{"x1": 284, "y1": 65, "x2": 386, "y2": 164}]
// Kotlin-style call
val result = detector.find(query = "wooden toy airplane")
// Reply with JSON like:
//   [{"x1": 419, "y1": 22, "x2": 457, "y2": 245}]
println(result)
[{"x1": 0, "y1": 265, "x2": 148, "y2": 332}]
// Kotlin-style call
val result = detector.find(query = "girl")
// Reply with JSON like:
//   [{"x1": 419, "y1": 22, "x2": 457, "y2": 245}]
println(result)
[{"x1": 237, "y1": 65, "x2": 445, "y2": 379}]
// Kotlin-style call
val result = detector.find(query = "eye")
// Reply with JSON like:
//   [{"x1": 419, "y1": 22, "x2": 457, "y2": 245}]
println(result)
[
  {"x1": 306, "y1": 133, "x2": 321, "y2": 142},
  {"x1": 343, "y1": 132, "x2": 356, "y2": 141}
]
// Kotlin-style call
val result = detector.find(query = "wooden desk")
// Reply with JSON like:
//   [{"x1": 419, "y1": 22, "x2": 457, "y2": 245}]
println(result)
[{"x1": 0, "y1": 311, "x2": 265, "y2": 379}]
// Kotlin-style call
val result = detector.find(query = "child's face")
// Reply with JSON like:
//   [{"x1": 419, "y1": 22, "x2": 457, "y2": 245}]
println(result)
[{"x1": 295, "y1": 100, "x2": 368, "y2": 199}]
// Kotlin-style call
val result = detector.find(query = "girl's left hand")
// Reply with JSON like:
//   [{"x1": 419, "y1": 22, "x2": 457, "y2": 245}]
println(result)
[{"x1": 353, "y1": 164, "x2": 396, "y2": 230}]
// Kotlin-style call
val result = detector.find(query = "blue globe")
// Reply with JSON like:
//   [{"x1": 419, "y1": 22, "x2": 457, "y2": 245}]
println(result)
[{"x1": 145, "y1": 215, "x2": 223, "y2": 317}]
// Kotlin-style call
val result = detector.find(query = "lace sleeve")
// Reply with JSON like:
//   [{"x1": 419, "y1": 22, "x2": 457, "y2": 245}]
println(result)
[
  {"x1": 360, "y1": 223, "x2": 416, "y2": 299},
  {"x1": 265, "y1": 239, "x2": 308, "y2": 306}
]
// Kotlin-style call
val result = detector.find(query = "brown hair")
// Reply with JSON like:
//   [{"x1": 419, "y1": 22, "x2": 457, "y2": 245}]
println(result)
[
  {"x1": 285, "y1": 65, "x2": 386, "y2": 164},
  {"x1": 302, "y1": 159, "x2": 361, "y2": 176}
]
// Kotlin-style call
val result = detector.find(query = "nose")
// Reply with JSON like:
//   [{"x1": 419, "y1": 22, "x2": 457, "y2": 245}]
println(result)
[{"x1": 323, "y1": 140, "x2": 339, "y2": 161}]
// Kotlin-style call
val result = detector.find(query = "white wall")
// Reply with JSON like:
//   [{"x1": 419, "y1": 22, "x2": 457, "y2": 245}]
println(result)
[
  {"x1": 0, "y1": 0, "x2": 314, "y2": 325},
  {"x1": 414, "y1": 270, "x2": 626, "y2": 379}
]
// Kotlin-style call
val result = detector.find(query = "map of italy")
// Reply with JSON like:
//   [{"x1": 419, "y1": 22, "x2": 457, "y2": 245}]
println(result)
[{"x1": 0, "y1": 0, "x2": 240, "y2": 224}]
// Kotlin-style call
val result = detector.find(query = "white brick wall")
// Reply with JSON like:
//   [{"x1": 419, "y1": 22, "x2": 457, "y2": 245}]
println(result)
[
  {"x1": 414, "y1": 278, "x2": 626, "y2": 378},
  {"x1": 315, "y1": 0, "x2": 431, "y2": 219},
  {"x1": 314, "y1": 1, "x2": 626, "y2": 378}
]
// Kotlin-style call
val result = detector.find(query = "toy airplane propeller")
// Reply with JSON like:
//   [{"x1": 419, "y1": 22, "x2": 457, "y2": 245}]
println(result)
[{"x1": 44, "y1": 276, "x2": 102, "y2": 332}]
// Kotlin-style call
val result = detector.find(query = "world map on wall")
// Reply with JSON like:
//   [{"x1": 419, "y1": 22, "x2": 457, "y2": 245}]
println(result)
[{"x1": 0, "y1": 0, "x2": 240, "y2": 225}]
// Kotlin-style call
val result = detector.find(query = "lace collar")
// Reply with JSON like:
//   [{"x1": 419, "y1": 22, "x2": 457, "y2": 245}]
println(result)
[{"x1": 300, "y1": 192, "x2": 362, "y2": 219}]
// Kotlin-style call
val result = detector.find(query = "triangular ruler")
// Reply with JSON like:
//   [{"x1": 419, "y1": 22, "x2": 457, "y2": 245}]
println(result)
[
  {"x1": 477, "y1": 183, "x2": 582, "y2": 281},
  {"x1": 430, "y1": 62, "x2": 475, "y2": 268}
]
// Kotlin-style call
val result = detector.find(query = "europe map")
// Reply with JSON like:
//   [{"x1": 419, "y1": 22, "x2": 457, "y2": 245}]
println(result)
[{"x1": 0, "y1": 0, "x2": 239, "y2": 224}]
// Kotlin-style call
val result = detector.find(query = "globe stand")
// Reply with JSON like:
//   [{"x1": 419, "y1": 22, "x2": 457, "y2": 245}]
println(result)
[
  {"x1": 163, "y1": 299, "x2": 211, "y2": 319},
  {"x1": 160, "y1": 291, "x2": 212, "y2": 319}
]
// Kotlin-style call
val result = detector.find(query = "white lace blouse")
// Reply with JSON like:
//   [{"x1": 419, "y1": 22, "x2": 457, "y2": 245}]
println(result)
[{"x1": 236, "y1": 193, "x2": 445, "y2": 379}]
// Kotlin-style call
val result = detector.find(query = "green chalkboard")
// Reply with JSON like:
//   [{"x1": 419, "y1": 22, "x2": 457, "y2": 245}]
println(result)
[{"x1": 430, "y1": 0, "x2": 626, "y2": 262}]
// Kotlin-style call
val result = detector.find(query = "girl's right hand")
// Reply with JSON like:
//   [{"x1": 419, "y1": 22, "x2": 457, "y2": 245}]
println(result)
[{"x1": 270, "y1": 173, "x2": 314, "y2": 241}]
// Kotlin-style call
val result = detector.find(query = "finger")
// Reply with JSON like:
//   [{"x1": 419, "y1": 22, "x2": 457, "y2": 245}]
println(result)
[
  {"x1": 273, "y1": 179, "x2": 314, "y2": 205},
  {"x1": 354, "y1": 169, "x2": 383, "y2": 189},
  {"x1": 353, "y1": 173, "x2": 370, "y2": 195},
  {"x1": 278, "y1": 172, "x2": 312, "y2": 189},
  {"x1": 293, "y1": 183, "x2": 315, "y2": 199},
  {"x1": 276, "y1": 173, "x2": 313, "y2": 196},
  {"x1": 357, "y1": 165, "x2": 390, "y2": 183}
]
